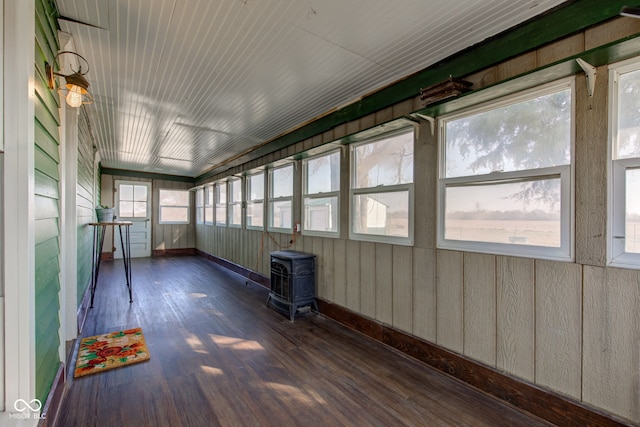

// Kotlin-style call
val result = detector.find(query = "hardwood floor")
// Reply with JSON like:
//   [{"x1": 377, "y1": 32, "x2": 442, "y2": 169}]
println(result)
[{"x1": 56, "y1": 255, "x2": 550, "y2": 427}]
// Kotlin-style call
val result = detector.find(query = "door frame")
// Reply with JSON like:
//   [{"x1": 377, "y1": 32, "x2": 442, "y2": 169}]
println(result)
[{"x1": 114, "y1": 180, "x2": 152, "y2": 258}]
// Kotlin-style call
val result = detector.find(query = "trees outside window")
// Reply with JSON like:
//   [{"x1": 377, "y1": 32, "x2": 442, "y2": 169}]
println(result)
[
  {"x1": 438, "y1": 78, "x2": 574, "y2": 260},
  {"x1": 350, "y1": 128, "x2": 414, "y2": 245}
]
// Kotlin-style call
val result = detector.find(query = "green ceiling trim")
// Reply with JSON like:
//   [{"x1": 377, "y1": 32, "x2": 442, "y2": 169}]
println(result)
[
  {"x1": 101, "y1": 167, "x2": 195, "y2": 183},
  {"x1": 197, "y1": 0, "x2": 631, "y2": 181}
]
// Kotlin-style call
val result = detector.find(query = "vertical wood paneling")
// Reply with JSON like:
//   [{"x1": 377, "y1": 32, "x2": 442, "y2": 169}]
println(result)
[
  {"x1": 360, "y1": 242, "x2": 376, "y2": 318},
  {"x1": 312, "y1": 237, "x2": 324, "y2": 298},
  {"x1": 463, "y1": 253, "x2": 496, "y2": 366},
  {"x1": 535, "y1": 260, "x2": 582, "y2": 398},
  {"x1": 413, "y1": 247, "x2": 436, "y2": 342},
  {"x1": 375, "y1": 243, "x2": 393, "y2": 325},
  {"x1": 333, "y1": 239, "x2": 347, "y2": 306},
  {"x1": 345, "y1": 240, "x2": 360, "y2": 312},
  {"x1": 437, "y1": 250, "x2": 464, "y2": 353},
  {"x1": 575, "y1": 64, "x2": 607, "y2": 266},
  {"x1": 77, "y1": 108, "x2": 96, "y2": 302},
  {"x1": 583, "y1": 266, "x2": 640, "y2": 422},
  {"x1": 392, "y1": 246, "x2": 412, "y2": 333},
  {"x1": 322, "y1": 238, "x2": 335, "y2": 302},
  {"x1": 496, "y1": 256, "x2": 535, "y2": 381}
]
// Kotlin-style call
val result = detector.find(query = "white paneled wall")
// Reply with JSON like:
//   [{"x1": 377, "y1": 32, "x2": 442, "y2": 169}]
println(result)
[{"x1": 196, "y1": 18, "x2": 640, "y2": 424}]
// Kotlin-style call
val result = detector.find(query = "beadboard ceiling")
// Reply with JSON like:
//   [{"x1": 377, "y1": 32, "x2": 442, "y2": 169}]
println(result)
[{"x1": 56, "y1": 0, "x2": 569, "y2": 178}]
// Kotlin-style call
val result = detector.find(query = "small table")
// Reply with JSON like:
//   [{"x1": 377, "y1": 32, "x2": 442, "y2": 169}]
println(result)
[{"x1": 89, "y1": 221, "x2": 133, "y2": 307}]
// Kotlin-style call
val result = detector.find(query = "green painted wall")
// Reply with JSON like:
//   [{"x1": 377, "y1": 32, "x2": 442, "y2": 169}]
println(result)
[
  {"x1": 77, "y1": 108, "x2": 95, "y2": 304},
  {"x1": 34, "y1": 0, "x2": 61, "y2": 404}
]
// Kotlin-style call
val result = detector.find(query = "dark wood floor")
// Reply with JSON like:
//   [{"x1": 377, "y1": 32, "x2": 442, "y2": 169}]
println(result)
[{"x1": 56, "y1": 255, "x2": 550, "y2": 427}]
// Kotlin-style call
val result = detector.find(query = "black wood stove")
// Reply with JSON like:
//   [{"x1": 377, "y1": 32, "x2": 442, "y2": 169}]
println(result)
[{"x1": 267, "y1": 250, "x2": 317, "y2": 321}]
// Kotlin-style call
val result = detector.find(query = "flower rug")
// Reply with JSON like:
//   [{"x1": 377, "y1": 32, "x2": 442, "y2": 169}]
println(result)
[{"x1": 74, "y1": 328, "x2": 150, "y2": 377}]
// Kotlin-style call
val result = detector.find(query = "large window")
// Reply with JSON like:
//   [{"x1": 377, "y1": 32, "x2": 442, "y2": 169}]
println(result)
[
  {"x1": 350, "y1": 128, "x2": 414, "y2": 245},
  {"x1": 609, "y1": 58, "x2": 640, "y2": 268},
  {"x1": 303, "y1": 150, "x2": 340, "y2": 236},
  {"x1": 204, "y1": 185, "x2": 214, "y2": 225},
  {"x1": 159, "y1": 189, "x2": 190, "y2": 224},
  {"x1": 438, "y1": 78, "x2": 574, "y2": 260},
  {"x1": 246, "y1": 171, "x2": 264, "y2": 229},
  {"x1": 228, "y1": 177, "x2": 242, "y2": 227},
  {"x1": 215, "y1": 181, "x2": 227, "y2": 226},
  {"x1": 268, "y1": 163, "x2": 294, "y2": 231},
  {"x1": 195, "y1": 188, "x2": 204, "y2": 224}
]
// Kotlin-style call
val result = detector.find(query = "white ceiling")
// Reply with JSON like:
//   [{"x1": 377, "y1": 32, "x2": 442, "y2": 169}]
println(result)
[{"x1": 56, "y1": 0, "x2": 569, "y2": 178}]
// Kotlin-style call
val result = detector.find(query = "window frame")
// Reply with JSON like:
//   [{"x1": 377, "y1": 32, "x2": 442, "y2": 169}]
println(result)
[
  {"x1": 268, "y1": 162, "x2": 295, "y2": 232},
  {"x1": 195, "y1": 187, "x2": 204, "y2": 224},
  {"x1": 158, "y1": 188, "x2": 191, "y2": 225},
  {"x1": 204, "y1": 184, "x2": 214, "y2": 225},
  {"x1": 349, "y1": 127, "x2": 415, "y2": 246},
  {"x1": 302, "y1": 149, "x2": 341, "y2": 237},
  {"x1": 608, "y1": 57, "x2": 640, "y2": 268},
  {"x1": 228, "y1": 176, "x2": 243, "y2": 228},
  {"x1": 246, "y1": 170, "x2": 265, "y2": 230},
  {"x1": 215, "y1": 180, "x2": 227, "y2": 226},
  {"x1": 437, "y1": 77, "x2": 575, "y2": 261}
]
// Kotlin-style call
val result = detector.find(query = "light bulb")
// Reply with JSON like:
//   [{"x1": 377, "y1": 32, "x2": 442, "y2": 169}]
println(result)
[{"x1": 66, "y1": 85, "x2": 83, "y2": 107}]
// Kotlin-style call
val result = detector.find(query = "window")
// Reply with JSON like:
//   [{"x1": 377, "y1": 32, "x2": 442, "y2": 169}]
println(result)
[
  {"x1": 438, "y1": 78, "x2": 574, "y2": 260},
  {"x1": 204, "y1": 185, "x2": 214, "y2": 225},
  {"x1": 303, "y1": 150, "x2": 340, "y2": 236},
  {"x1": 350, "y1": 128, "x2": 414, "y2": 245},
  {"x1": 159, "y1": 189, "x2": 190, "y2": 224},
  {"x1": 609, "y1": 58, "x2": 640, "y2": 268},
  {"x1": 196, "y1": 188, "x2": 204, "y2": 224},
  {"x1": 215, "y1": 181, "x2": 227, "y2": 226},
  {"x1": 118, "y1": 183, "x2": 148, "y2": 218},
  {"x1": 228, "y1": 177, "x2": 242, "y2": 227},
  {"x1": 268, "y1": 163, "x2": 294, "y2": 231},
  {"x1": 246, "y1": 171, "x2": 264, "y2": 229}
]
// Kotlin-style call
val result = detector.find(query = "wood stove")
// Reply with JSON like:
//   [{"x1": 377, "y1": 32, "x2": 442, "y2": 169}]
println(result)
[{"x1": 267, "y1": 250, "x2": 317, "y2": 321}]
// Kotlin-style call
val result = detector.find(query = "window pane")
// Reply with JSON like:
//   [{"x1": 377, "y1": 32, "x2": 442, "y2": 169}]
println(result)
[
  {"x1": 304, "y1": 196, "x2": 338, "y2": 232},
  {"x1": 134, "y1": 185, "x2": 147, "y2": 202},
  {"x1": 626, "y1": 168, "x2": 640, "y2": 253},
  {"x1": 270, "y1": 200, "x2": 292, "y2": 229},
  {"x1": 445, "y1": 88, "x2": 572, "y2": 178},
  {"x1": 271, "y1": 165, "x2": 293, "y2": 197},
  {"x1": 247, "y1": 202, "x2": 264, "y2": 228},
  {"x1": 217, "y1": 184, "x2": 226, "y2": 203},
  {"x1": 119, "y1": 201, "x2": 134, "y2": 217},
  {"x1": 230, "y1": 204, "x2": 242, "y2": 226},
  {"x1": 196, "y1": 189, "x2": 203, "y2": 206},
  {"x1": 616, "y1": 69, "x2": 640, "y2": 159},
  {"x1": 230, "y1": 179, "x2": 242, "y2": 203},
  {"x1": 120, "y1": 185, "x2": 133, "y2": 201},
  {"x1": 160, "y1": 189, "x2": 189, "y2": 205},
  {"x1": 307, "y1": 151, "x2": 340, "y2": 194},
  {"x1": 353, "y1": 191, "x2": 409, "y2": 237},
  {"x1": 216, "y1": 206, "x2": 226, "y2": 224},
  {"x1": 353, "y1": 131, "x2": 413, "y2": 188},
  {"x1": 133, "y1": 202, "x2": 147, "y2": 218},
  {"x1": 161, "y1": 207, "x2": 188, "y2": 222},
  {"x1": 205, "y1": 207, "x2": 213, "y2": 223},
  {"x1": 444, "y1": 178, "x2": 561, "y2": 247},
  {"x1": 248, "y1": 173, "x2": 264, "y2": 201},
  {"x1": 206, "y1": 186, "x2": 214, "y2": 204}
]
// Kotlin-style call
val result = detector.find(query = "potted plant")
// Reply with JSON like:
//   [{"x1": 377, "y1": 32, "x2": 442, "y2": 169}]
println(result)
[{"x1": 95, "y1": 204, "x2": 115, "y2": 222}]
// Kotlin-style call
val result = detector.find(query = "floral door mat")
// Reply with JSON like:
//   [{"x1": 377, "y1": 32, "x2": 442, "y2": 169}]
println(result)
[{"x1": 74, "y1": 328, "x2": 150, "y2": 377}]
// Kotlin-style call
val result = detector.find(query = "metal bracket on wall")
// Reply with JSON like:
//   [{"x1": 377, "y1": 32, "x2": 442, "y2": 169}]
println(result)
[
  {"x1": 413, "y1": 113, "x2": 436, "y2": 136},
  {"x1": 576, "y1": 58, "x2": 597, "y2": 97}
]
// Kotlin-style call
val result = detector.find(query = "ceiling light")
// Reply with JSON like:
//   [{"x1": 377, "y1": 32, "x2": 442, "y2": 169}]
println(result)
[{"x1": 45, "y1": 51, "x2": 93, "y2": 107}]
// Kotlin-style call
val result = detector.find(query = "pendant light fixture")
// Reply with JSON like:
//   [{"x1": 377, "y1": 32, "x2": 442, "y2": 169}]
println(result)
[{"x1": 46, "y1": 51, "x2": 93, "y2": 108}]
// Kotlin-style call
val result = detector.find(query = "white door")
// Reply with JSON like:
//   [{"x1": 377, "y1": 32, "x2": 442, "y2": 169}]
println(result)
[{"x1": 114, "y1": 180, "x2": 151, "y2": 258}]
